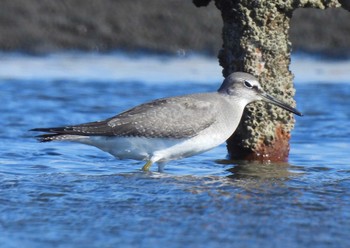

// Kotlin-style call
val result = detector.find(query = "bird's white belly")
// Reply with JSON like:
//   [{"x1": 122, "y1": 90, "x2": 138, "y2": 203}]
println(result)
[{"x1": 81, "y1": 129, "x2": 227, "y2": 163}]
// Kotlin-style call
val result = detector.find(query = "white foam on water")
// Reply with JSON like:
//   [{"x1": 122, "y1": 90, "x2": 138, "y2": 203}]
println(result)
[
  {"x1": 0, "y1": 52, "x2": 349, "y2": 84},
  {"x1": 291, "y1": 54, "x2": 350, "y2": 84},
  {"x1": 0, "y1": 52, "x2": 221, "y2": 84}
]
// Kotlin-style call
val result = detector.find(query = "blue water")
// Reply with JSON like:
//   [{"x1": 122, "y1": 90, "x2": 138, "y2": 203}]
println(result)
[{"x1": 1, "y1": 53, "x2": 350, "y2": 248}]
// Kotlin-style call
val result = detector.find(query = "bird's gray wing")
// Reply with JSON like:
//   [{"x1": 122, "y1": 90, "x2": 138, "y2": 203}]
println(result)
[
  {"x1": 33, "y1": 95, "x2": 218, "y2": 139},
  {"x1": 107, "y1": 95, "x2": 217, "y2": 138}
]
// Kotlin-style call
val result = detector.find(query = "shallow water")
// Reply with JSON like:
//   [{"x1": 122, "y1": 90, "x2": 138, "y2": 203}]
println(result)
[{"x1": 1, "y1": 53, "x2": 350, "y2": 248}]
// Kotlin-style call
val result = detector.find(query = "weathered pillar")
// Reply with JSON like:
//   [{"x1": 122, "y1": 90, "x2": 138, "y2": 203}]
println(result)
[{"x1": 194, "y1": 0, "x2": 347, "y2": 162}]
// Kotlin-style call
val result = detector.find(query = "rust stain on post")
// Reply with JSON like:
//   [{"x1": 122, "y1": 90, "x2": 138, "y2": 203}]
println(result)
[{"x1": 227, "y1": 125, "x2": 291, "y2": 162}]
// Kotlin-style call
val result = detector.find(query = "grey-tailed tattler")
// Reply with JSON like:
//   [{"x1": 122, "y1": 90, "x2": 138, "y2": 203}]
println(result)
[{"x1": 31, "y1": 72, "x2": 302, "y2": 171}]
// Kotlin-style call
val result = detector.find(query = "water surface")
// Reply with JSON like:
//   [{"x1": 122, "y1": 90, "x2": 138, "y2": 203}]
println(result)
[{"x1": 1, "y1": 53, "x2": 350, "y2": 248}]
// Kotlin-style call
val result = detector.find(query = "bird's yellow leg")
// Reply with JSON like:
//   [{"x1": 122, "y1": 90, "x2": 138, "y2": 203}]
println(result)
[{"x1": 142, "y1": 160, "x2": 153, "y2": 171}]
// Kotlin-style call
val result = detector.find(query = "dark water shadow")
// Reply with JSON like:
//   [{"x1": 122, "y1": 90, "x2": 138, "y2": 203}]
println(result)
[
  {"x1": 223, "y1": 160, "x2": 298, "y2": 179},
  {"x1": 214, "y1": 159, "x2": 303, "y2": 191}
]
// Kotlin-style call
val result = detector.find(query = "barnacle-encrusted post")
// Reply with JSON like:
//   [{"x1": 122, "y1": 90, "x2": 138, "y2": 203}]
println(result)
[{"x1": 193, "y1": 0, "x2": 346, "y2": 161}]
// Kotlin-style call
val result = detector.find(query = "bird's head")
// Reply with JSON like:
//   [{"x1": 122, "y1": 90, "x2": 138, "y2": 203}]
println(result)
[{"x1": 218, "y1": 72, "x2": 302, "y2": 116}]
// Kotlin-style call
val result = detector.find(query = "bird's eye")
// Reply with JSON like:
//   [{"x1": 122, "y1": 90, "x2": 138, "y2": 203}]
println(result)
[{"x1": 244, "y1": 80, "x2": 253, "y2": 88}]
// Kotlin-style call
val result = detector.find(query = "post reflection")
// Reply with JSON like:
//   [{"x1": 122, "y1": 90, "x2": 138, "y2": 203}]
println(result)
[{"x1": 216, "y1": 159, "x2": 302, "y2": 187}]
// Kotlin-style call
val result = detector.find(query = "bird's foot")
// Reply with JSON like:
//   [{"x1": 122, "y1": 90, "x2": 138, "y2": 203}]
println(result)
[{"x1": 141, "y1": 160, "x2": 153, "y2": 171}]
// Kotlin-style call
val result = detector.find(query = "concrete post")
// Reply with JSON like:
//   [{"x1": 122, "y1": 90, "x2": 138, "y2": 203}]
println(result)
[{"x1": 193, "y1": 0, "x2": 347, "y2": 162}]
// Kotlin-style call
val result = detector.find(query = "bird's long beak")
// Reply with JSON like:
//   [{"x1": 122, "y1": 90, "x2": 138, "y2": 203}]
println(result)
[{"x1": 260, "y1": 92, "x2": 303, "y2": 116}]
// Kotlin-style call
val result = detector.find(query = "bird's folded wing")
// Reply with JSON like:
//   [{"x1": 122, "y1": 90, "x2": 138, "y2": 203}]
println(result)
[
  {"x1": 107, "y1": 96, "x2": 217, "y2": 138},
  {"x1": 33, "y1": 96, "x2": 218, "y2": 139}
]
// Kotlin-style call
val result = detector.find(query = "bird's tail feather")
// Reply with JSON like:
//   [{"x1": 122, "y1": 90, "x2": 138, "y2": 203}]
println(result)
[
  {"x1": 30, "y1": 128, "x2": 87, "y2": 142},
  {"x1": 34, "y1": 133, "x2": 79, "y2": 142}
]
